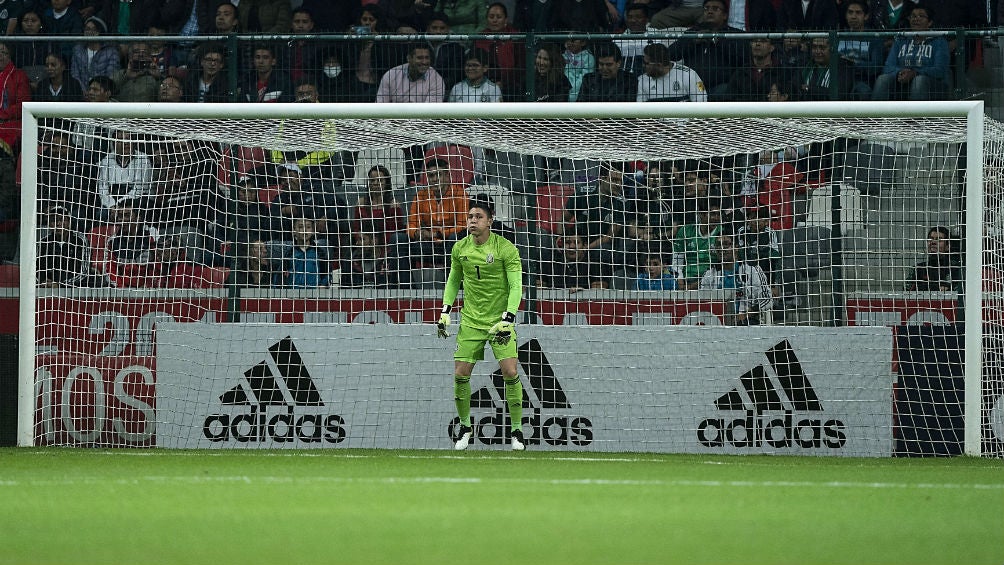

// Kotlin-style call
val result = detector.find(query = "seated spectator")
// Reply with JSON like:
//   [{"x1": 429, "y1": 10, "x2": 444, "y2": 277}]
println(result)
[
  {"x1": 270, "y1": 164, "x2": 343, "y2": 243},
  {"x1": 561, "y1": 162, "x2": 628, "y2": 252},
  {"x1": 37, "y1": 205, "x2": 106, "y2": 288},
  {"x1": 637, "y1": 43, "x2": 708, "y2": 102},
  {"x1": 226, "y1": 239, "x2": 276, "y2": 288},
  {"x1": 636, "y1": 253, "x2": 678, "y2": 290},
  {"x1": 577, "y1": 42, "x2": 637, "y2": 102},
  {"x1": 618, "y1": 213, "x2": 668, "y2": 277},
  {"x1": 699, "y1": 234, "x2": 774, "y2": 325},
  {"x1": 111, "y1": 41, "x2": 162, "y2": 102},
  {"x1": 243, "y1": 43, "x2": 293, "y2": 103},
  {"x1": 105, "y1": 199, "x2": 161, "y2": 288},
  {"x1": 317, "y1": 49, "x2": 368, "y2": 102},
  {"x1": 871, "y1": 4, "x2": 949, "y2": 101},
  {"x1": 230, "y1": 175, "x2": 278, "y2": 244},
  {"x1": 776, "y1": 0, "x2": 840, "y2": 30},
  {"x1": 158, "y1": 75, "x2": 184, "y2": 102},
  {"x1": 13, "y1": 10, "x2": 49, "y2": 91},
  {"x1": 0, "y1": 41, "x2": 27, "y2": 221},
  {"x1": 673, "y1": 198, "x2": 723, "y2": 289},
  {"x1": 562, "y1": 38, "x2": 595, "y2": 102},
  {"x1": 274, "y1": 216, "x2": 331, "y2": 288},
  {"x1": 340, "y1": 230, "x2": 402, "y2": 288},
  {"x1": 344, "y1": 6, "x2": 395, "y2": 101},
  {"x1": 43, "y1": 0, "x2": 84, "y2": 59},
  {"x1": 740, "y1": 151, "x2": 815, "y2": 230},
  {"x1": 798, "y1": 37, "x2": 855, "y2": 100},
  {"x1": 724, "y1": 0, "x2": 777, "y2": 31},
  {"x1": 39, "y1": 130, "x2": 98, "y2": 228},
  {"x1": 375, "y1": 42, "x2": 446, "y2": 103},
  {"x1": 532, "y1": 43, "x2": 572, "y2": 102},
  {"x1": 71, "y1": 16, "x2": 119, "y2": 92},
  {"x1": 906, "y1": 226, "x2": 961, "y2": 292},
  {"x1": 146, "y1": 23, "x2": 183, "y2": 80},
  {"x1": 397, "y1": 158, "x2": 468, "y2": 268},
  {"x1": 725, "y1": 38, "x2": 794, "y2": 102},
  {"x1": 152, "y1": 234, "x2": 214, "y2": 289},
  {"x1": 145, "y1": 154, "x2": 220, "y2": 242},
  {"x1": 36, "y1": 52, "x2": 84, "y2": 102},
  {"x1": 667, "y1": 0, "x2": 747, "y2": 100},
  {"x1": 837, "y1": 0, "x2": 886, "y2": 100},
  {"x1": 280, "y1": 7, "x2": 323, "y2": 85},
  {"x1": 425, "y1": 13, "x2": 466, "y2": 91},
  {"x1": 538, "y1": 231, "x2": 610, "y2": 290},
  {"x1": 615, "y1": 3, "x2": 667, "y2": 76},
  {"x1": 185, "y1": 43, "x2": 232, "y2": 103},
  {"x1": 353, "y1": 165, "x2": 406, "y2": 244},
  {"x1": 474, "y1": 2, "x2": 525, "y2": 101},
  {"x1": 97, "y1": 130, "x2": 154, "y2": 220},
  {"x1": 448, "y1": 49, "x2": 503, "y2": 103},
  {"x1": 735, "y1": 205, "x2": 780, "y2": 291}
]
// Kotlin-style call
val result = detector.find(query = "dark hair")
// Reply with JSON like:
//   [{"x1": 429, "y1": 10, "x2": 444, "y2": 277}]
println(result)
[
  {"x1": 89, "y1": 75, "x2": 114, "y2": 92},
  {"x1": 703, "y1": 0, "x2": 728, "y2": 9},
  {"x1": 535, "y1": 43, "x2": 565, "y2": 85},
  {"x1": 592, "y1": 42, "x2": 622, "y2": 61},
  {"x1": 487, "y1": 2, "x2": 508, "y2": 18},
  {"x1": 928, "y1": 225, "x2": 958, "y2": 254},
  {"x1": 643, "y1": 43, "x2": 670, "y2": 65},
  {"x1": 843, "y1": 0, "x2": 870, "y2": 14},
  {"x1": 907, "y1": 2, "x2": 934, "y2": 22},
  {"x1": 367, "y1": 165, "x2": 392, "y2": 188},
  {"x1": 624, "y1": 3, "x2": 649, "y2": 17},
  {"x1": 252, "y1": 43, "x2": 276, "y2": 57},
  {"x1": 426, "y1": 157, "x2": 450, "y2": 170},
  {"x1": 426, "y1": 11, "x2": 450, "y2": 27},
  {"x1": 469, "y1": 193, "x2": 495, "y2": 217},
  {"x1": 407, "y1": 42, "x2": 431, "y2": 58},
  {"x1": 292, "y1": 7, "x2": 314, "y2": 21},
  {"x1": 465, "y1": 48, "x2": 491, "y2": 66}
]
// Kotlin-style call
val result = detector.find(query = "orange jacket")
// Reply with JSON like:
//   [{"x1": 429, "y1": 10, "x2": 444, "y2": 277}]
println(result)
[{"x1": 407, "y1": 184, "x2": 468, "y2": 239}]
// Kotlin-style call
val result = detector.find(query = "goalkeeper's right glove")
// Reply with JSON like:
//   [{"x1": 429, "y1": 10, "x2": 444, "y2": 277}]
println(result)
[{"x1": 436, "y1": 304, "x2": 452, "y2": 338}]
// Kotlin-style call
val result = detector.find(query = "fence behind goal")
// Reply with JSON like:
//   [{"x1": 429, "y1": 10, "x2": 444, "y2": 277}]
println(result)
[{"x1": 15, "y1": 101, "x2": 1002, "y2": 457}]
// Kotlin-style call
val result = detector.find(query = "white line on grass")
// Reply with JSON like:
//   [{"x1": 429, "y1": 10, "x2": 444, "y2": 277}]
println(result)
[{"x1": 2, "y1": 476, "x2": 1002, "y2": 490}]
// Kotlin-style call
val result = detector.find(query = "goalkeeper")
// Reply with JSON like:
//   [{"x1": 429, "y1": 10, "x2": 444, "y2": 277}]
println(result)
[{"x1": 436, "y1": 195, "x2": 525, "y2": 451}]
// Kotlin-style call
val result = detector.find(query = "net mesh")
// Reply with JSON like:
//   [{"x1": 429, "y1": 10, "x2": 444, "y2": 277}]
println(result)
[{"x1": 23, "y1": 107, "x2": 1003, "y2": 456}]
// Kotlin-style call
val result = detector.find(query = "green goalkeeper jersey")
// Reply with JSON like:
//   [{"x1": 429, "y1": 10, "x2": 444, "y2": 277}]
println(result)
[{"x1": 443, "y1": 233, "x2": 523, "y2": 330}]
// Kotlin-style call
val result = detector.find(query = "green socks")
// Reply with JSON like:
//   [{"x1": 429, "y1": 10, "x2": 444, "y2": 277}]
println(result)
[
  {"x1": 454, "y1": 375, "x2": 471, "y2": 427},
  {"x1": 504, "y1": 376, "x2": 523, "y2": 432}
]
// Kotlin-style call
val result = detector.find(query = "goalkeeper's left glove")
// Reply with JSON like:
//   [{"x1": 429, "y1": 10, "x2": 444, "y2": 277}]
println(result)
[
  {"x1": 488, "y1": 312, "x2": 516, "y2": 345},
  {"x1": 436, "y1": 305, "x2": 452, "y2": 338}
]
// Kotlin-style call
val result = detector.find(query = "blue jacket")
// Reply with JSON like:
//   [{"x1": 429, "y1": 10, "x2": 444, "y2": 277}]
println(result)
[
  {"x1": 882, "y1": 36, "x2": 950, "y2": 82},
  {"x1": 276, "y1": 245, "x2": 329, "y2": 288},
  {"x1": 635, "y1": 272, "x2": 678, "y2": 291}
]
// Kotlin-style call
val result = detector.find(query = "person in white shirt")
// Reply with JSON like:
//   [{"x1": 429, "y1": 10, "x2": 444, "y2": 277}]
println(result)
[
  {"x1": 448, "y1": 49, "x2": 502, "y2": 103},
  {"x1": 699, "y1": 234, "x2": 774, "y2": 325},
  {"x1": 96, "y1": 130, "x2": 153, "y2": 219},
  {"x1": 636, "y1": 43, "x2": 708, "y2": 102}
]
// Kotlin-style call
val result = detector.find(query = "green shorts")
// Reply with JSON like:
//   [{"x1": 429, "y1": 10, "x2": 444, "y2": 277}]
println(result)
[{"x1": 454, "y1": 323, "x2": 517, "y2": 363}]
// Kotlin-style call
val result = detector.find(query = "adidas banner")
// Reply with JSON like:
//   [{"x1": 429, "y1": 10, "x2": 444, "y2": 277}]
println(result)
[{"x1": 156, "y1": 324, "x2": 894, "y2": 455}]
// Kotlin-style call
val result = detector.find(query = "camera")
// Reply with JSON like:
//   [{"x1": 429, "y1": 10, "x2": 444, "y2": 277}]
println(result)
[
  {"x1": 130, "y1": 58, "x2": 151, "y2": 72},
  {"x1": 352, "y1": 25, "x2": 371, "y2": 35}
]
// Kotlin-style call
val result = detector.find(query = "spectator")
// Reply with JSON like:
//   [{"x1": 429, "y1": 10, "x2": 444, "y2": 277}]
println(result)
[
  {"x1": 531, "y1": 43, "x2": 571, "y2": 102},
  {"x1": 699, "y1": 233, "x2": 774, "y2": 325},
  {"x1": 235, "y1": 0, "x2": 291, "y2": 34},
  {"x1": 0, "y1": 40, "x2": 29, "y2": 159},
  {"x1": 146, "y1": 22, "x2": 183, "y2": 79},
  {"x1": 39, "y1": 130, "x2": 97, "y2": 227},
  {"x1": 230, "y1": 175, "x2": 278, "y2": 244},
  {"x1": 635, "y1": 253, "x2": 678, "y2": 290},
  {"x1": 637, "y1": 42, "x2": 708, "y2": 102},
  {"x1": 269, "y1": 78, "x2": 349, "y2": 188},
  {"x1": 673, "y1": 198, "x2": 723, "y2": 289},
  {"x1": 70, "y1": 16, "x2": 120, "y2": 93},
  {"x1": 13, "y1": 9, "x2": 49, "y2": 91},
  {"x1": 561, "y1": 162, "x2": 628, "y2": 252},
  {"x1": 340, "y1": 229, "x2": 402, "y2": 288},
  {"x1": 735, "y1": 205, "x2": 780, "y2": 281},
  {"x1": 837, "y1": 0, "x2": 886, "y2": 100},
  {"x1": 96, "y1": 130, "x2": 154, "y2": 219},
  {"x1": 473, "y1": 2, "x2": 524, "y2": 101},
  {"x1": 344, "y1": 6, "x2": 395, "y2": 98},
  {"x1": 448, "y1": 48, "x2": 502, "y2": 102},
  {"x1": 906, "y1": 225, "x2": 961, "y2": 292},
  {"x1": 316, "y1": 49, "x2": 359, "y2": 102},
  {"x1": 537, "y1": 231, "x2": 610, "y2": 290},
  {"x1": 562, "y1": 38, "x2": 595, "y2": 102},
  {"x1": 870, "y1": 0, "x2": 914, "y2": 30},
  {"x1": 226, "y1": 239, "x2": 276, "y2": 288},
  {"x1": 105, "y1": 198, "x2": 161, "y2": 288},
  {"x1": 614, "y1": 3, "x2": 666, "y2": 76},
  {"x1": 725, "y1": 0, "x2": 776, "y2": 30},
  {"x1": 725, "y1": 38, "x2": 793, "y2": 101},
  {"x1": 36, "y1": 52, "x2": 83, "y2": 102},
  {"x1": 777, "y1": 0, "x2": 840, "y2": 30},
  {"x1": 92, "y1": 0, "x2": 165, "y2": 35},
  {"x1": 37, "y1": 205, "x2": 106, "y2": 288},
  {"x1": 667, "y1": 0, "x2": 746, "y2": 100},
  {"x1": 280, "y1": 7, "x2": 323, "y2": 85},
  {"x1": 42, "y1": 0, "x2": 84, "y2": 59},
  {"x1": 212, "y1": 1, "x2": 241, "y2": 34},
  {"x1": 375, "y1": 42, "x2": 446, "y2": 102},
  {"x1": 399, "y1": 157, "x2": 468, "y2": 267},
  {"x1": 157, "y1": 74, "x2": 184, "y2": 102},
  {"x1": 0, "y1": 0, "x2": 23, "y2": 35},
  {"x1": 145, "y1": 154, "x2": 218, "y2": 239},
  {"x1": 650, "y1": 0, "x2": 704, "y2": 28},
  {"x1": 270, "y1": 164, "x2": 341, "y2": 242},
  {"x1": 798, "y1": 36, "x2": 855, "y2": 100},
  {"x1": 577, "y1": 42, "x2": 637, "y2": 102},
  {"x1": 870, "y1": 4, "x2": 949, "y2": 101},
  {"x1": 185, "y1": 42, "x2": 232, "y2": 103},
  {"x1": 353, "y1": 164, "x2": 406, "y2": 244},
  {"x1": 274, "y1": 216, "x2": 330, "y2": 288},
  {"x1": 110, "y1": 41, "x2": 161, "y2": 102},
  {"x1": 243, "y1": 43, "x2": 293, "y2": 103},
  {"x1": 425, "y1": 12, "x2": 466, "y2": 91}
]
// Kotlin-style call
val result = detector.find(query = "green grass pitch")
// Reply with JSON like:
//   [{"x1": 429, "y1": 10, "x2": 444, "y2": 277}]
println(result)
[{"x1": 1, "y1": 449, "x2": 1002, "y2": 565}]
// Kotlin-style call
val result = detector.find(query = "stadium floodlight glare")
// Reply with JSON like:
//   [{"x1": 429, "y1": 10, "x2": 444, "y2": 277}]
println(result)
[{"x1": 17, "y1": 100, "x2": 996, "y2": 456}]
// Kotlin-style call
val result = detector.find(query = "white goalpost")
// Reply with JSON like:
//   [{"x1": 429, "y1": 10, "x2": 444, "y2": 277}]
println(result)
[{"x1": 16, "y1": 101, "x2": 997, "y2": 456}]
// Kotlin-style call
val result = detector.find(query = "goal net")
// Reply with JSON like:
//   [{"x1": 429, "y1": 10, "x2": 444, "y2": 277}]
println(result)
[{"x1": 18, "y1": 101, "x2": 1001, "y2": 457}]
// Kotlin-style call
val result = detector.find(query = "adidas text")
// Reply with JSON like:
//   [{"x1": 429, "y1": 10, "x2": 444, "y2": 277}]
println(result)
[
  {"x1": 450, "y1": 408, "x2": 593, "y2": 446},
  {"x1": 697, "y1": 410, "x2": 847, "y2": 449},
  {"x1": 203, "y1": 406, "x2": 346, "y2": 443}
]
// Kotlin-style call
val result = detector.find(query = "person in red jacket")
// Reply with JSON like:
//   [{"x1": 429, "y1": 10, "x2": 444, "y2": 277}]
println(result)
[
  {"x1": 0, "y1": 41, "x2": 29, "y2": 220},
  {"x1": 473, "y1": 3, "x2": 525, "y2": 101}
]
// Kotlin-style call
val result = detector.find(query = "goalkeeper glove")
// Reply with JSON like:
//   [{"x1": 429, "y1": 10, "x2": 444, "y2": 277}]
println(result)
[
  {"x1": 436, "y1": 305, "x2": 452, "y2": 338},
  {"x1": 488, "y1": 312, "x2": 516, "y2": 345}
]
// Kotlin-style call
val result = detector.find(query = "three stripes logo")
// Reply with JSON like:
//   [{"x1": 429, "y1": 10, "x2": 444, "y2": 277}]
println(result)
[
  {"x1": 454, "y1": 338, "x2": 593, "y2": 446},
  {"x1": 697, "y1": 340, "x2": 847, "y2": 449},
  {"x1": 202, "y1": 337, "x2": 346, "y2": 444}
]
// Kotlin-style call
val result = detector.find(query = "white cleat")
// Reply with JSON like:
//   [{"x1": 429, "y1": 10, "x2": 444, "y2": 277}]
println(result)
[
  {"x1": 511, "y1": 430, "x2": 525, "y2": 451},
  {"x1": 454, "y1": 425, "x2": 473, "y2": 450}
]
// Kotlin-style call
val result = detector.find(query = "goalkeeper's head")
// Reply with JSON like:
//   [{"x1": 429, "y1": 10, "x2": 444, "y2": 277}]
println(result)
[{"x1": 467, "y1": 194, "x2": 495, "y2": 240}]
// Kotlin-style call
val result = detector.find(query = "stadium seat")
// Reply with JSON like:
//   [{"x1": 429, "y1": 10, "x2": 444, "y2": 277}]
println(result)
[
  {"x1": 779, "y1": 226, "x2": 832, "y2": 277},
  {"x1": 423, "y1": 145, "x2": 474, "y2": 187},
  {"x1": 0, "y1": 263, "x2": 18, "y2": 287},
  {"x1": 534, "y1": 184, "x2": 574, "y2": 234},
  {"x1": 86, "y1": 225, "x2": 118, "y2": 271},
  {"x1": 217, "y1": 145, "x2": 270, "y2": 186}
]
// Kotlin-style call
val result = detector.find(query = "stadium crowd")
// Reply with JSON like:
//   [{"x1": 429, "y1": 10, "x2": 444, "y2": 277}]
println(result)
[{"x1": 0, "y1": 0, "x2": 990, "y2": 320}]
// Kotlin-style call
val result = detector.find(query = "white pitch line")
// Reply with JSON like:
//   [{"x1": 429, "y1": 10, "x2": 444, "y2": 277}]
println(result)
[{"x1": 1, "y1": 476, "x2": 1001, "y2": 490}]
